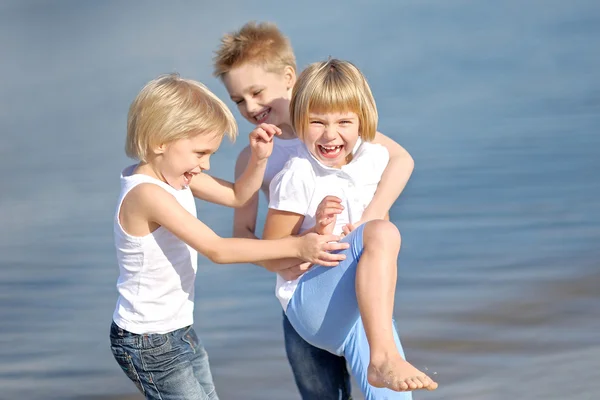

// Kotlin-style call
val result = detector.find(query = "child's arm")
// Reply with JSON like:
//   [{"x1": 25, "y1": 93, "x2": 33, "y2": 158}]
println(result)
[
  {"x1": 365, "y1": 131, "x2": 415, "y2": 221},
  {"x1": 232, "y1": 145, "x2": 260, "y2": 239},
  {"x1": 230, "y1": 147, "x2": 324, "y2": 276},
  {"x1": 131, "y1": 183, "x2": 348, "y2": 266},
  {"x1": 189, "y1": 123, "x2": 280, "y2": 208},
  {"x1": 261, "y1": 208, "x2": 309, "y2": 273}
]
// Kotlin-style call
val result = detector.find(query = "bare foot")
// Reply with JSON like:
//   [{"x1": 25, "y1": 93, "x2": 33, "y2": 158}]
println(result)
[{"x1": 367, "y1": 354, "x2": 438, "y2": 392}]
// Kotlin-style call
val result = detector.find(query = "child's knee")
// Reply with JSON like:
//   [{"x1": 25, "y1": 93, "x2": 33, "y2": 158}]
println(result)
[{"x1": 362, "y1": 219, "x2": 401, "y2": 246}]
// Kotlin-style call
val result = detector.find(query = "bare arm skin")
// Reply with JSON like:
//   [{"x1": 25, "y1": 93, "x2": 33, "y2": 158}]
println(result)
[
  {"x1": 119, "y1": 183, "x2": 348, "y2": 266},
  {"x1": 190, "y1": 124, "x2": 280, "y2": 208},
  {"x1": 232, "y1": 145, "x2": 260, "y2": 239},
  {"x1": 366, "y1": 131, "x2": 415, "y2": 221}
]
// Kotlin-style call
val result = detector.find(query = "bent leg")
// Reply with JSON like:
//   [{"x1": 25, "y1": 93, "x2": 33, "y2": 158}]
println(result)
[
  {"x1": 283, "y1": 312, "x2": 352, "y2": 400},
  {"x1": 287, "y1": 220, "x2": 437, "y2": 393}
]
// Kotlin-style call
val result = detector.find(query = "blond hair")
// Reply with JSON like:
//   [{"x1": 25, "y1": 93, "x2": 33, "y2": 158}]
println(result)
[
  {"x1": 213, "y1": 21, "x2": 296, "y2": 79},
  {"x1": 290, "y1": 59, "x2": 378, "y2": 142},
  {"x1": 126, "y1": 73, "x2": 237, "y2": 161}
]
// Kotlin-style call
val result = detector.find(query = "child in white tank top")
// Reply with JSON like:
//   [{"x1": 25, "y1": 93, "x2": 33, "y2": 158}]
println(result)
[{"x1": 109, "y1": 73, "x2": 351, "y2": 400}]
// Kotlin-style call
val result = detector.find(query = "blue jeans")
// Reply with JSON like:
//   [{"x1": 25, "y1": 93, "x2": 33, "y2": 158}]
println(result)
[
  {"x1": 284, "y1": 312, "x2": 352, "y2": 400},
  {"x1": 109, "y1": 322, "x2": 218, "y2": 400},
  {"x1": 286, "y1": 225, "x2": 413, "y2": 400}
]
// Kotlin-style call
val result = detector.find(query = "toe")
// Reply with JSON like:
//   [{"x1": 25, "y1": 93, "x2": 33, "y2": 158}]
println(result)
[
  {"x1": 410, "y1": 377, "x2": 424, "y2": 389},
  {"x1": 398, "y1": 380, "x2": 409, "y2": 391}
]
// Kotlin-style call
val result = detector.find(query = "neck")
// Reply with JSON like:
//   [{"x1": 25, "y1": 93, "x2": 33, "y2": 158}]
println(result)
[{"x1": 135, "y1": 160, "x2": 164, "y2": 182}]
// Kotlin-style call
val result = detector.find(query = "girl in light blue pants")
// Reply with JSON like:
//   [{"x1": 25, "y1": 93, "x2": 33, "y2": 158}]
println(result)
[{"x1": 263, "y1": 58, "x2": 438, "y2": 398}]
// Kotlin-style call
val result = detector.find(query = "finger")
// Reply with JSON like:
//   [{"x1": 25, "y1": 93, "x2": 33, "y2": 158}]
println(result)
[
  {"x1": 323, "y1": 242, "x2": 350, "y2": 252},
  {"x1": 316, "y1": 208, "x2": 342, "y2": 220},
  {"x1": 322, "y1": 195, "x2": 343, "y2": 203},
  {"x1": 253, "y1": 129, "x2": 272, "y2": 142},
  {"x1": 316, "y1": 260, "x2": 340, "y2": 267},
  {"x1": 323, "y1": 207, "x2": 344, "y2": 215},
  {"x1": 342, "y1": 225, "x2": 351, "y2": 236},
  {"x1": 250, "y1": 127, "x2": 266, "y2": 140},
  {"x1": 318, "y1": 217, "x2": 334, "y2": 226},
  {"x1": 259, "y1": 123, "x2": 280, "y2": 137},
  {"x1": 319, "y1": 251, "x2": 347, "y2": 262}
]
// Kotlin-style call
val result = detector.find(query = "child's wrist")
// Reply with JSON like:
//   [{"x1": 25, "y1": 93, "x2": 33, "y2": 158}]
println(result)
[{"x1": 248, "y1": 153, "x2": 268, "y2": 166}]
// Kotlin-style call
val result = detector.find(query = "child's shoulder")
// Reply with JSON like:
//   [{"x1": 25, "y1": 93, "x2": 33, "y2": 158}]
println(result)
[
  {"x1": 355, "y1": 141, "x2": 390, "y2": 165},
  {"x1": 270, "y1": 154, "x2": 315, "y2": 191}
]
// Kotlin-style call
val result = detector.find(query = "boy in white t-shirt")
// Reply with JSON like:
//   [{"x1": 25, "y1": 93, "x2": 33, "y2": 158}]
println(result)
[
  {"x1": 213, "y1": 21, "x2": 417, "y2": 399},
  {"x1": 262, "y1": 59, "x2": 439, "y2": 399}
]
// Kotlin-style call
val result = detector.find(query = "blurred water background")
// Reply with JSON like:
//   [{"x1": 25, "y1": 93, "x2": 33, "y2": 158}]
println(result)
[{"x1": 1, "y1": 1, "x2": 599, "y2": 399}]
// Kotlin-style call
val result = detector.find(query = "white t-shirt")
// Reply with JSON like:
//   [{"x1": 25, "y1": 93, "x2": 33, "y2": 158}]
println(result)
[
  {"x1": 113, "y1": 165, "x2": 198, "y2": 334},
  {"x1": 268, "y1": 139, "x2": 390, "y2": 310},
  {"x1": 263, "y1": 136, "x2": 303, "y2": 197}
]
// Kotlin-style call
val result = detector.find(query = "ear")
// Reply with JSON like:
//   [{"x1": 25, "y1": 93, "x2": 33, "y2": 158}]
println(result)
[
  {"x1": 153, "y1": 143, "x2": 167, "y2": 155},
  {"x1": 284, "y1": 66, "x2": 296, "y2": 89}
]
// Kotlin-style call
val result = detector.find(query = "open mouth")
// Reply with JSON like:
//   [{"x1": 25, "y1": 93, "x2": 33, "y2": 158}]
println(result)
[
  {"x1": 183, "y1": 172, "x2": 194, "y2": 186},
  {"x1": 254, "y1": 108, "x2": 271, "y2": 123},
  {"x1": 317, "y1": 144, "x2": 344, "y2": 159}
]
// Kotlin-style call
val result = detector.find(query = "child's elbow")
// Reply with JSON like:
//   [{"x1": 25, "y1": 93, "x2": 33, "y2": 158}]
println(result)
[
  {"x1": 203, "y1": 245, "x2": 229, "y2": 264},
  {"x1": 406, "y1": 154, "x2": 415, "y2": 172},
  {"x1": 207, "y1": 253, "x2": 228, "y2": 264}
]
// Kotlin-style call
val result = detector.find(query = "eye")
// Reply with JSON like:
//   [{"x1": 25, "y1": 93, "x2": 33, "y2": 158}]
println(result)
[
  {"x1": 310, "y1": 120, "x2": 324, "y2": 125},
  {"x1": 340, "y1": 120, "x2": 352, "y2": 125},
  {"x1": 253, "y1": 89, "x2": 263, "y2": 96},
  {"x1": 234, "y1": 99, "x2": 244, "y2": 105}
]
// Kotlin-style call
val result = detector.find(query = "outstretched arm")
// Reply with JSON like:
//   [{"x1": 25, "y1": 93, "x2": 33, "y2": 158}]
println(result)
[
  {"x1": 365, "y1": 131, "x2": 415, "y2": 221},
  {"x1": 130, "y1": 183, "x2": 348, "y2": 266}
]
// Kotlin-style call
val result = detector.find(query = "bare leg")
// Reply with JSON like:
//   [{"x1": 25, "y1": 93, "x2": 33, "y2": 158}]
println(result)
[{"x1": 356, "y1": 220, "x2": 438, "y2": 392}]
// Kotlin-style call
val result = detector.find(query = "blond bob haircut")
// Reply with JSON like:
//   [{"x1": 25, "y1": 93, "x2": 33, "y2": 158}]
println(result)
[
  {"x1": 126, "y1": 73, "x2": 237, "y2": 161},
  {"x1": 290, "y1": 59, "x2": 378, "y2": 142},
  {"x1": 213, "y1": 21, "x2": 296, "y2": 79}
]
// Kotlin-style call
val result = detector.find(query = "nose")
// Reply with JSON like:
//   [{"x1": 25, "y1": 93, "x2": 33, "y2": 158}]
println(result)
[
  {"x1": 323, "y1": 125, "x2": 338, "y2": 141},
  {"x1": 199, "y1": 157, "x2": 210, "y2": 172},
  {"x1": 244, "y1": 98, "x2": 261, "y2": 115}
]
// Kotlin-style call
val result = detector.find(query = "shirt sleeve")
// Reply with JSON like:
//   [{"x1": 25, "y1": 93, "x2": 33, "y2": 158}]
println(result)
[
  {"x1": 371, "y1": 143, "x2": 390, "y2": 179},
  {"x1": 268, "y1": 157, "x2": 314, "y2": 216}
]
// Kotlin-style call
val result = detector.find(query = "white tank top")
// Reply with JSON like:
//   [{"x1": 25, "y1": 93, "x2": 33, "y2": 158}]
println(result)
[{"x1": 112, "y1": 164, "x2": 198, "y2": 334}]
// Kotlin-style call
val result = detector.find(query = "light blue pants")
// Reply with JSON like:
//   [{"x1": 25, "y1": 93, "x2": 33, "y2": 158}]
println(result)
[{"x1": 286, "y1": 224, "x2": 413, "y2": 400}]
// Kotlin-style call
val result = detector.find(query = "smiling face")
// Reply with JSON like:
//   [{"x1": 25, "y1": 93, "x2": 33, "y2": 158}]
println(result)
[
  {"x1": 153, "y1": 132, "x2": 224, "y2": 189},
  {"x1": 222, "y1": 63, "x2": 295, "y2": 129},
  {"x1": 304, "y1": 111, "x2": 361, "y2": 168}
]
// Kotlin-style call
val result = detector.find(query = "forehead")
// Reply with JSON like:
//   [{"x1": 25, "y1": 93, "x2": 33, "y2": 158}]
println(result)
[
  {"x1": 309, "y1": 110, "x2": 358, "y2": 119},
  {"x1": 223, "y1": 63, "x2": 283, "y2": 94},
  {"x1": 187, "y1": 131, "x2": 223, "y2": 150}
]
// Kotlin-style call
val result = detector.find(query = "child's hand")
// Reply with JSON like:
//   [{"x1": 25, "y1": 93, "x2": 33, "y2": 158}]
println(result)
[
  {"x1": 249, "y1": 123, "x2": 281, "y2": 161},
  {"x1": 297, "y1": 233, "x2": 350, "y2": 267},
  {"x1": 278, "y1": 261, "x2": 313, "y2": 281},
  {"x1": 314, "y1": 195, "x2": 344, "y2": 235},
  {"x1": 341, "y1": 222, "x2": 358, "y2": 237}
]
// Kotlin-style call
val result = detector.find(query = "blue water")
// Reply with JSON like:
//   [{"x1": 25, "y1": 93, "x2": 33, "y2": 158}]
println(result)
[{"x1": 1, "y1": 1, "x2": 599, "y2": 399}]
